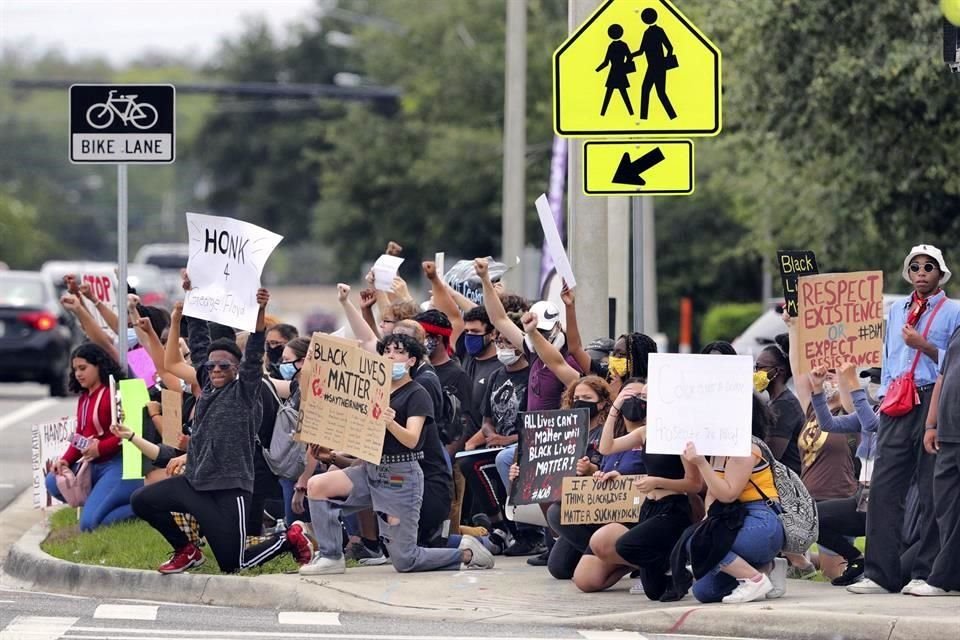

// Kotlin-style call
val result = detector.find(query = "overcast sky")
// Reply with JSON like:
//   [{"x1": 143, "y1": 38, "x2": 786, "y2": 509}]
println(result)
[{"x1": 1, "y1": 0, "x2": 317, "y2": 65}]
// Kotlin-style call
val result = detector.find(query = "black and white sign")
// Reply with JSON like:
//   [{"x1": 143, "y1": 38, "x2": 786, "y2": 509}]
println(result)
[{"x1": 69, "y1": 84, "x2": 175, "y2": 164}]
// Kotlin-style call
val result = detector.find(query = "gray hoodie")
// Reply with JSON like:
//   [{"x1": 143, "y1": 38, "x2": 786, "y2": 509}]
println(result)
[{"x1": 184, "y1": 317, "x2": 264, "y2": 493}]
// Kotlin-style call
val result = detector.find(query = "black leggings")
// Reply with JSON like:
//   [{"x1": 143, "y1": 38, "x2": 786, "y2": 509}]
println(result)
[
  {"x1": 545, "y1": 501, "x2": 605, "y2": 580},
  {"x1": 131, "y1": 475, "x2": 289, "y2": 573},
  {"x1": 616, "y1": 495, "x2": 692, "y2": 600},
  {"x1": 816, "y1": 497, "x2": 864, "y2": 563}
]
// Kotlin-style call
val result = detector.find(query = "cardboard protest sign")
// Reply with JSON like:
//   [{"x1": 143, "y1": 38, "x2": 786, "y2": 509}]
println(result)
[
  {"x1": 161, "y1": 389, "x2": 183, "y2": 448},
  {"x1": 31, "y1": 417, "x2": 76, "y2": 509},
  {"x1": 119, "y1": 378, "x2": 150, "y2": 480},
  {"x1": 535, "y1": 194, "x2": 576, "y2": 288},
  {"x1": 511, "y1": 408, "x2": 589, "y2": 505},
  {"x1": 295, "y1": 332, "x2": 392, "y2": 464},
  {"x1": 646, "y1": 353, "x2": 754, "y2": 457},
  {"x1": 796, "y1": 271, "x2": 884, "y2": 374},
  {"x1": 183, "y1": 212, "x2": 283, "y2": 331},
  {"x1": 560, "y1": 475, "x2": 644, "y2": 525},
  {"x1": 777, "y1": 250, "x2": 819, "y2": 317}
]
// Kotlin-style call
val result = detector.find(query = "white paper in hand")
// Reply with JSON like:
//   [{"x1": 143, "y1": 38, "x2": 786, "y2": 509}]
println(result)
[
  {"x1": 183, "y1": 213, "x2": 283, "y2": 331},
  {"x1": 373, "y1": 254, "x2": 404, "y2": 292},
  {"x1": 535, "y1": 194, "x2": 576, "y2": 288}
]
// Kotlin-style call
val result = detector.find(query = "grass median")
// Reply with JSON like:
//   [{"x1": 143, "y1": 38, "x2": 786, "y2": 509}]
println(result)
[{"x1": 41, "y1": 508, "x2": 300, "y2": 576}]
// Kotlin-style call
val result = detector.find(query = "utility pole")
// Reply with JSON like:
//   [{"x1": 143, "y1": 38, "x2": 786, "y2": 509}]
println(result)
[
  {"x1": 568, "y1": 0, "x2": 609, "y2": 341},
  {"x1": 608, "y1": 197, "x2": 629, "y2": 337},
  {"x1": 501, "y1": 0, "x2": 527, "y2": 289}
]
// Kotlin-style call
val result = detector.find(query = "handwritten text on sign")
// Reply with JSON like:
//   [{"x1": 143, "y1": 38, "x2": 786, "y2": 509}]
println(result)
[
  {"x1": 183, "y1": 212, "x2": 283, "y2": 331},
  {"x1": 796, "y1": 271, "x2": 884, "y2": 374},
  {"x1": 512, "y1": 408, "x2": 588, "y2": 505},
  {"x1": 31, "y1": 417, "x2": 76, "y2": 509},
  {"x1": 777, "y1": 250, "x2": 819, "y2": 318},
  {"x1": 560, "y1": 475, "x2": 644, "y2": 525},
  {"x1": 295, "y1": 333, "x2": 392, "y2": 465},
  {"x1": 646, "y1": 353, "x2": 754, "y2": 457}
]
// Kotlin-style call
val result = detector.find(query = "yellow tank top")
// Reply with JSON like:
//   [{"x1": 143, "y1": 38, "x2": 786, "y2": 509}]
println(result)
[{"x1": 711, "y1": 446, "x2": 779, "y2": 503}]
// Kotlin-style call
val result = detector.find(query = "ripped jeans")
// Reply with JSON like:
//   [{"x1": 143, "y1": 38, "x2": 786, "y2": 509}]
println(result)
[{"x1": 308, "y1": 461, "x2": 461, "y2": 572}]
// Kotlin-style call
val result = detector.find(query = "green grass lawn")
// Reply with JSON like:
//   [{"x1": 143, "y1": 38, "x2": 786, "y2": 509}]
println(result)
[{"x1": 41, "y1": 508, "x2": 299, "y2": 576}]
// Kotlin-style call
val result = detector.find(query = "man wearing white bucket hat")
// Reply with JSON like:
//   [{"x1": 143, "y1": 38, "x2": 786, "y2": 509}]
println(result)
[{"x1": 849, "y1": 244, "x2": 960, "y2": 595}]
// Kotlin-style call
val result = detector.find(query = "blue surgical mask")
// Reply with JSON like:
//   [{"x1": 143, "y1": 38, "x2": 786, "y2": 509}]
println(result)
[
  {"x1": 464, "y1": 333, "x2": 487, "y2": 356},
  {"x1": 278, "y1": 362, "x2": 299, "y2": 381},
  {"x1": 391, "y1": 362, "x2": 408, "y2": 380},
  {"x1": 126, "y1": 327, "x2": 139, "y2": 349}
]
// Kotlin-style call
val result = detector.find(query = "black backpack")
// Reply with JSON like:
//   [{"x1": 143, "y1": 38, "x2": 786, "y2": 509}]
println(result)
[{"x1": 437, "y1": 384, "x2": 465, "y2": 444}]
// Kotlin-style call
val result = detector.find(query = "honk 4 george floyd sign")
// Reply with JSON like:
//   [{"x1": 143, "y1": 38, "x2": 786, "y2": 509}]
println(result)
[{"x1": 183, "y1": 213, "x2": 283, "y2": 331}]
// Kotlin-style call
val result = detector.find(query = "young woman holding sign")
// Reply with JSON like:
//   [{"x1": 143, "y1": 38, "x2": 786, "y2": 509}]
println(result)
[{"x1": 301, "y1": 334, "x2": 495, "y2": 575}]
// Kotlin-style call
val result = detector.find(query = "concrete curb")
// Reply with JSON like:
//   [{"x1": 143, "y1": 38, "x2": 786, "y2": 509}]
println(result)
[{"x1": 3, "y1": 520, "x2": 958, "y2": 640}]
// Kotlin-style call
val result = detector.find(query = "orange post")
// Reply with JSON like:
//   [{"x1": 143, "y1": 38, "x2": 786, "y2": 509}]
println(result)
[{"x1": 679, "y1": 297, "x2": 693, "y2": 354}]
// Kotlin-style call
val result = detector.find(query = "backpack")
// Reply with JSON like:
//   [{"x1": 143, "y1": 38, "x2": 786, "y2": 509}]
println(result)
[
  {"x1": 437, "y1": 384, "x2": 465, "y2": 444},
  {"x1": 749, "y1": 436, "x2": 819, "y2": 554},
  {"x1": 258, "y1": 381, "x2": 306, "y2": 480}
]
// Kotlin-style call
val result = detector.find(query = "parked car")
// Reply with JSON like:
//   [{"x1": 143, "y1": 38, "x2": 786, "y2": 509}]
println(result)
[
  {"x1": 0, "y1": 270, "x2": 81, "y2": 396},
  {"x1": 732, "y1": 295, "x2": 901, "y2": 357},
  {"x1": 134, "y1": 243, "x2": 188, "y2": 272}
]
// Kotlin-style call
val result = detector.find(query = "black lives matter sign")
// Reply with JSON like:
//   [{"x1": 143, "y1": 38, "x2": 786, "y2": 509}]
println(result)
[{"x1": 69, "y1": 84, "x2": 175, "y2": 163}]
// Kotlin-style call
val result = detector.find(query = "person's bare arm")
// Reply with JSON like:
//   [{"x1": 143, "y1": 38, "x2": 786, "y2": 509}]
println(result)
[
  {"x1": 338, "y1": 284, "x2": 378, "y2": 353},
  {"x1": 164, "y1": 302, "x2": 198, "y2": 385},
  {"x1": 521, "y1": 311, "x2": 580, "y2": 387},
  {"x1": 78, "y1": 281, "x2": 120, "y2": 335},
  {"x1": 358, "y1": 288, "x2": 383, "y2": 340},
  {"x1": 836, "y1": 361, "x2": 857, "y2": 415},
  {"x1": 475, "y1": 258, "x2": 524, "y2": 349},
  {"x1": 61, "y1": 294, "x2": 121, "y2": 363},
  {"x1": 560, "y1": 284, "x2": 591, "y2": 373},
  {"x1": 384, "y1": 409, "x2": 424, "y2": 450},
  {"x1": 423, "y1": 261, "x2": 467, "y2": 343},
  {"x1": 685, "y1": 444, "x2": 754, "y2": 504}
]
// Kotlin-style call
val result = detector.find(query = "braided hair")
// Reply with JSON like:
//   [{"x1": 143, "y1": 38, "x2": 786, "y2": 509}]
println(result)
[
  {"x1": 761, "y1": 333, "x2": 793, "y2": 381},
  {"x1": 621, "y1": 332, "x2": 658, "y2": 380}
]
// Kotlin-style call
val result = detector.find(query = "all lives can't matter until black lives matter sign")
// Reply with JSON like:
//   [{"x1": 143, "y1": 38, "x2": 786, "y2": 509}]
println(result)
[{"x1": 69, "y1": 84, "x2": 175, "y2": 164}]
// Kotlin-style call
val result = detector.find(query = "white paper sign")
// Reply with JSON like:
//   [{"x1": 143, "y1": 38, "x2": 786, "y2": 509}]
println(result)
[
  {"x1": 535, "y1": 194, "x2": 576, "y2": 288},
  {"x1": 31, "y1": 417, "x2": 76, "y2": 509},
  {"x1": 434, "y1": 252, "x2": 445, "y2": 279},
  {"x1": 183, "y1": 213, "x2": 283, "y2": 331},
  {"x1": 372, "y1": 254, "x2": 404, "y2": 292},
  {"x1": 645, "y1": 353, "x2": 753, "y2": 457}
]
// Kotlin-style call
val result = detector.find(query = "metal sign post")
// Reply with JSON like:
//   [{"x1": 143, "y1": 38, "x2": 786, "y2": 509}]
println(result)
[{"x1": 117, "y1": 164, "x2": 128, "y2": 372}]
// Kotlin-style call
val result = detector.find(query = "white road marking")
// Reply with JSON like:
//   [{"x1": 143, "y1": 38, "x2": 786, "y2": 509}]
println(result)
[
  {"x1": 93, "y1": 604, "x2": 159, "y2": 620},
  {"x1": 0, "y1": 615, "x2": 78, "y2": 640},
  {"x1": 68, "y1": 628, "x2": 621, "y2": 640},
  {"x1": 0, "y1": 399, "x2": 60, "y2": 433},
  {"x1": 579, "y1": 632, "x2": 648, "y2": 640},
  {"x1": 277, "y1": 611, "x2": 341, "y2": 626}
]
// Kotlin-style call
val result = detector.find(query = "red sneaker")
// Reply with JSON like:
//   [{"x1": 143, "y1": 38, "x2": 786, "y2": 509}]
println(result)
[
  {"x1": 286, "y1": 521, "x2": 316, "y2": 566},
  {"x1": 158, "y1": 543, "x2": 205, "y2": 574}
]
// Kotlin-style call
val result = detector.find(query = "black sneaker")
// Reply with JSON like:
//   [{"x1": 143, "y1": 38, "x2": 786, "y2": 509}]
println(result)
[
  {"x1": 831, "y1": 557, "x2": 865, "y2": 587},
  {"x1": 526, "y1": 548, "x2": 550, "y2": 566},
  {"x1": 504, "y1": 536, "x2": 541, "y2": 557}
]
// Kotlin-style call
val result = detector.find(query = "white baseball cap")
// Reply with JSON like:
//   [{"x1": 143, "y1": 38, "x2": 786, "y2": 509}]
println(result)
[
  {"x1": 902, "y1": 244, "x2": 951, "y2": 285},
  {"x1": 530, "y1": 300, "x2": 562, "y2": 331}
]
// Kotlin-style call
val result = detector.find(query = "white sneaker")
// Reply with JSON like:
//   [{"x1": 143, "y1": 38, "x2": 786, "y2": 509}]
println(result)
[
  {"x1": 901, "y1": 579, "x2": 926, "y2": 595},
  {"x1": 629, "y1": 579, "x2": 645, "y2": 595},
  {"x1": 905, "y1": 581, "x2": 960, "y2": 597},
  {"x1": 766, "y1": 557, "x2": 788, "y2": 599},
  {"x1": 722, "y1": 574, "x2": 773, "y2": 603},
  {"x1": 459, "y1": 535, "x2": 495, "y2": 570},
  {"x1": 299, "y1": 554, "x2": 346, "y2": 576},
  {"x1": 847, "y1": 577, "x2": 890, "y2": 594}
]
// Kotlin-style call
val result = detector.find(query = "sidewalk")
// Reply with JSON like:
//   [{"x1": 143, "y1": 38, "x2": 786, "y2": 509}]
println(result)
[{"x1": 2, "y1": 511, "x2": 958, "y2": 640}]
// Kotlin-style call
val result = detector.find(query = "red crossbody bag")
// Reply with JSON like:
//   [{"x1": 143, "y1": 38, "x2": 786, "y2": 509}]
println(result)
[{"x1": 880, "y1": 298, "x2": 946, "y2": 417}]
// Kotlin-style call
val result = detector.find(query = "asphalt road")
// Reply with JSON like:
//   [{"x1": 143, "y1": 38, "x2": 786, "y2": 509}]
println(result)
[
  {"x1": 0, "y1": 383, "x2": 75, "y2": 512},
  {"x1": 0, "y1": 587, "x2": 772, "y2": 640}
]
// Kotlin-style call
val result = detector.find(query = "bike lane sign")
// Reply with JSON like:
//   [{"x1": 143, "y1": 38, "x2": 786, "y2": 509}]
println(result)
[{"x1": 69, "y1": 84, "x2": 175, "y2": 164}]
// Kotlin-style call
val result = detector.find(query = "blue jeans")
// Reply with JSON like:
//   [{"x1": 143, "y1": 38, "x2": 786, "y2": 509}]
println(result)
[
  {"x1": 279, "y1": 478, "x2": 309, "y2": 527},
  {"x1": 45, "y1": 456, "x2": 142, "y2": 532},
  {"x1": 495, "y1": 444, "x2": 516, "y2": 489},
  {"x1": 691, "y1": 501, "x2": 785, "y2": 603}
]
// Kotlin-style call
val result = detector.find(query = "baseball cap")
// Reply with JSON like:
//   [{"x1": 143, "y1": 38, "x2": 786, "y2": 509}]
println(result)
[
  {"x1": 530, "y1": 300, "x2": 562, "y2": 331},
  {"x1": 902, "y1": 244, "x2": 951, "y2": 285}
]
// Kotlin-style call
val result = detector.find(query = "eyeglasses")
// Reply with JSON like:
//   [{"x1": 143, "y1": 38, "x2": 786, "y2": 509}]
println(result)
[
  {"x1": 754, "y1": 363, "x2": 775, "y2": 372},
  {"x1": 279, "y1": 359, "x2": 302, "y2": 365},
  {"x1": 909, "y1": 262, "x2": 937, "y2": 274},
  {"x1": 266, "y1": 340, "x2": 287, "y2": 349},
  {"x1": 204, "y1": 360, "x2": 236, "y2": 371}
]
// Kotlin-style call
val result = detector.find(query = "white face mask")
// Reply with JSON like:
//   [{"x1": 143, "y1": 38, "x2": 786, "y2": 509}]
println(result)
[
  {"x1": 866, "y1": 381, "x2": 881, "y2": 403},
  {"x1": 497, "y1": 347, "x2": 521, "y2": 366}
]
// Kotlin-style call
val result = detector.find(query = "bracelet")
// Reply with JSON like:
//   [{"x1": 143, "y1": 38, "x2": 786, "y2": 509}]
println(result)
[{"x1": 294, "y1": 486, "x2": 306, "y2": 493}]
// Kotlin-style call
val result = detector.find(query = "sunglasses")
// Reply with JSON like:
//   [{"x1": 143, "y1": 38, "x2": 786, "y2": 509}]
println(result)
[
  {"x1": 204, "y1": 360, "x2": 236, "y2": 371},
  {"x1": 909, "y1": 262, "x2": 937, "y2": 274}
]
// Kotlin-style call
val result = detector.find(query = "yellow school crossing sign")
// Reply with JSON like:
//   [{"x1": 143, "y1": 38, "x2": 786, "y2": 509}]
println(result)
[
  {"x1": 583, "y1": 140, "x2": 693, "y2": 195},
  {"x1": 554, "y1": 0, "x2": 721, "y2": 137}
]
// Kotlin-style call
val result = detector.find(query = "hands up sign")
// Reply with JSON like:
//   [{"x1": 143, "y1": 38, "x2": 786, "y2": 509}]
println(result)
[{"x1": 183, "y1": 213, "x2": 283, "y2": 331}]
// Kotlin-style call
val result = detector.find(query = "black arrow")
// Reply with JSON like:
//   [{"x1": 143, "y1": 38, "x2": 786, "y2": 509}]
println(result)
[{"x1": 612, "y1": 148, "x2": 666, "y2": 186}]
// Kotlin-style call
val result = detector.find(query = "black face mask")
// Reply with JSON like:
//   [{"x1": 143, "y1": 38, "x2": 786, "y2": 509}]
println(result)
[
  {"x1": 590, "y1": 359, "x2": 609, "y2": 379},
  {"x1": 573, "y1": 399, "x2": 600, "y2": 419},
  {"x1": 620, "y1": 396, "x2": 647, "y2": 423},
  {"x1": 266, "y1": 344, "x2": 284, "y2": 365}
]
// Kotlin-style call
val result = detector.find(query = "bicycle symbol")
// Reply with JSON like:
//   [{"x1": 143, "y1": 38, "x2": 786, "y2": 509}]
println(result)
[{"x1": 85, "y1": 90, "x2": 159, "y2": 130}]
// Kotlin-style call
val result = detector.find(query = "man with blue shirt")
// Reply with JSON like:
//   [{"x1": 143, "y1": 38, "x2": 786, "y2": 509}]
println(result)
[{"x1": 849, "y1": 245, "x2": 960, "y2": 595}]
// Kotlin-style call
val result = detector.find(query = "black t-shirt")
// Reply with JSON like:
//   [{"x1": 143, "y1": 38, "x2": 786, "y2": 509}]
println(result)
[
  {"x1": 435, "y1": 359, "x2": 473, "y2": 417},
  {"x1": 384, "y1": 380, "x2": 434, "y2": 455},
  {"x1": 481, "y1": 365, "x2": 529, "y2": 437},
  {"x1": 462, "y1": 353, "x2": 503, "y2": 436},
  {"x1": 768, "y1": 388, "x2": 804, "y2": 475},
  {"x1": 936, "y1": 326, "x2": 960, "y2": 443},
  {"x1": 414, "y1": 363, "x2": 444, "y2": 420},
  {"x1": 412, "y1": 364, "x2": 452, "y2": 483}
]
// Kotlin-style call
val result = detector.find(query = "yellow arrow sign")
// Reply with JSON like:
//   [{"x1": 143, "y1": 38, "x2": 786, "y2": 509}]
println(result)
[
  {"x1": 554, "y1": 0, "x2": 721, "y2": 137},
  {"x1": 583, "y1": 140, "x2": 693, "y2": 195}
]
